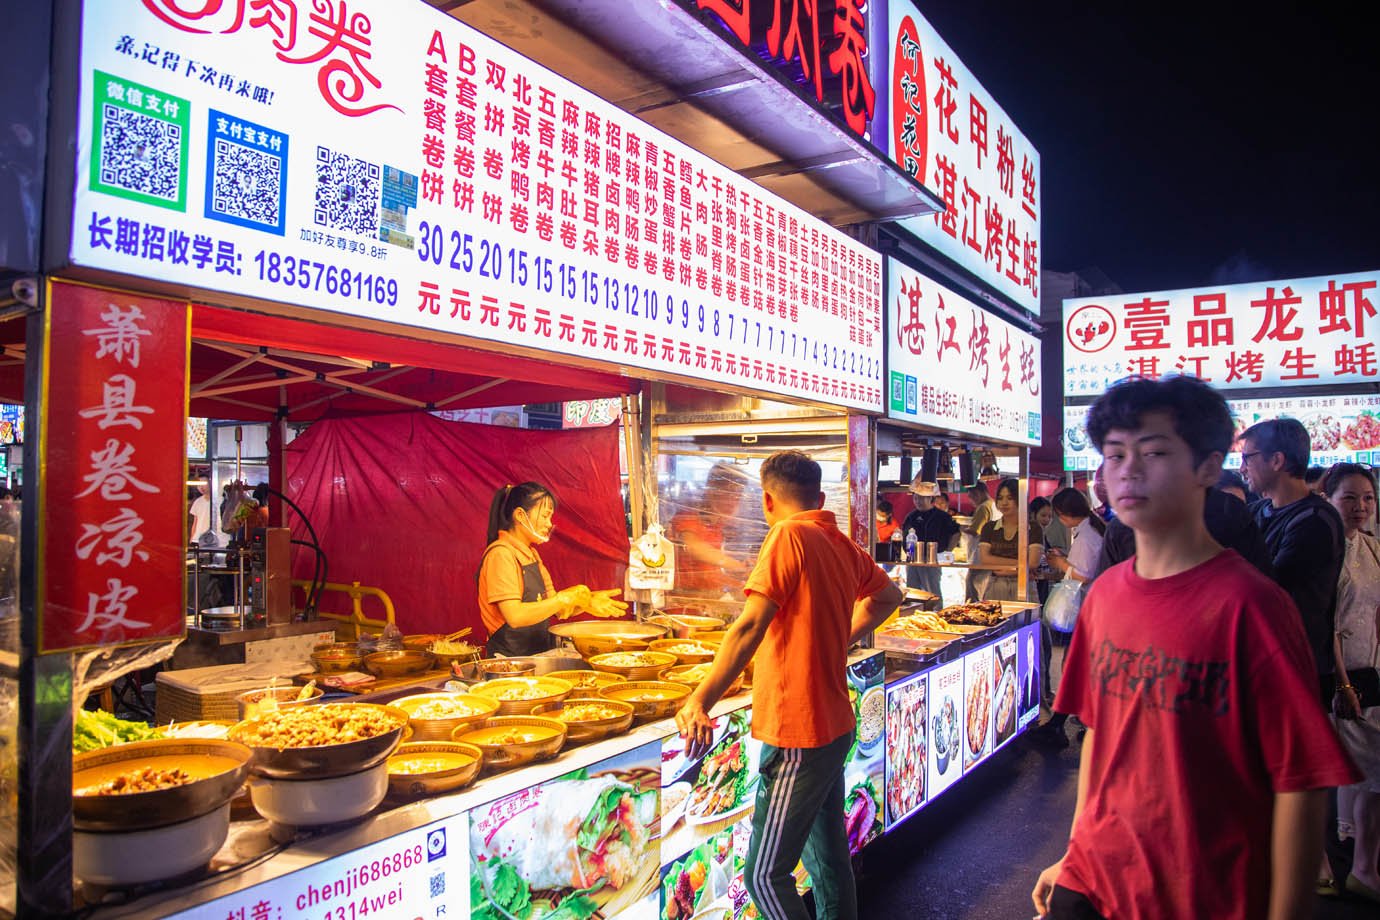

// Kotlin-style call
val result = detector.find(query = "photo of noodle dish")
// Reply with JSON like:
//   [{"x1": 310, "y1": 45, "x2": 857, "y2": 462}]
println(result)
[{"x1": 469, "y1": 748, "x2": 661, "y2": 920}]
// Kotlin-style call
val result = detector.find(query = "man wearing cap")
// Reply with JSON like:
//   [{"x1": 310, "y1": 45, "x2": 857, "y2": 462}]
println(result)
[{"x1": 901, "y1": 478, "x2": 962, "y2": 596}]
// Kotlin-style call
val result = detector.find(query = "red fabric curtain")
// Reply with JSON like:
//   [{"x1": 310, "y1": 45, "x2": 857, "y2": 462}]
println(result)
[{"x1": 284, "y1": 413, "x2": 627, "y2": 639}]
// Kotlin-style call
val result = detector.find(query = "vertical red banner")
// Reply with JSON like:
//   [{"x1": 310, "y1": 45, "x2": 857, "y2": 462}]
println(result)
[{"x1": 40, "y1": 281, "x2": 189, "y2": 652}]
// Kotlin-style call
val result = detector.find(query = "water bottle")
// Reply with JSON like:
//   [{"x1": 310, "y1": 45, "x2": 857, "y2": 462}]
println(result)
[
  {"x1": 905, "y1": 529, "x2": 918, "y2": 564},
  {"x1": 889, "y1": 527, "x2": 903, "y2": 562}
]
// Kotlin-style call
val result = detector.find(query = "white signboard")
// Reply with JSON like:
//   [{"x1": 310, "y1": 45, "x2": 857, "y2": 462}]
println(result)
[
  {"x1": 1063, "y1": 269, "x2": 1380, "y2": 397},
  {"x1": 169, "y1": 817, "x2": 468, "y2": 919},
  {"x1": 886, "y1": 259, "x2": 1041, "y2": 444},
  {"x1": 71, "y1": 0, "x2": 884, "y2": 411},
  {"x1": 886, "y1": 2, "x2": 1041, "y2": 315},
  {"x1": 1062, "y1": 392, "x2": 1380, "y2": 471}
]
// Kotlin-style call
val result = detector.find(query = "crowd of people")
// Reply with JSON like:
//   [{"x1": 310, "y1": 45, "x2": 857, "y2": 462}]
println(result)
[{"x1": 1028, "y1": 378, "x2": 1378, "y2": 919}]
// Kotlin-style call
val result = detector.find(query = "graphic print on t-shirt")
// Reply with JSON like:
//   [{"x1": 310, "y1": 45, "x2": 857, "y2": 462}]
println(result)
[{"x1": 1089, "y1": 638, "x2": 1231, "y2": 717}]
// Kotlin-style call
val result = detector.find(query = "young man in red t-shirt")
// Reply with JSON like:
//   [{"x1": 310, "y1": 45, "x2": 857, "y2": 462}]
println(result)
[
  {"x1": 1031, "y1": 376, "x2": 1359, "y2": 920},
  {"x1": 676, "y1": 451, "x2": 902, "y2": 920}
]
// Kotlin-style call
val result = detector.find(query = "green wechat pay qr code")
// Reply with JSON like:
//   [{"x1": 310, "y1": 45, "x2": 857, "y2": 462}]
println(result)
[{"x1": 91, "y1": 70, "x2": 192, "y2": 212}]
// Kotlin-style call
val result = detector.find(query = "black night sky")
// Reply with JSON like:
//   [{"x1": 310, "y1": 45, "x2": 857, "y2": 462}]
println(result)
[{"x1": 910, "y1": 1, "x2": 1379, "y2": 295}]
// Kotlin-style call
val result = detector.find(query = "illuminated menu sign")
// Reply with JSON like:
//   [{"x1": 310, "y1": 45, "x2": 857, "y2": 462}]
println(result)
[
  {"x1": 691, "y1": 0, "x2": 879, "y2": 136},
  {"x1": 885, "y1": 2, "x2": 1041, "y2": 315},
  {"x1": 70, "y1": 0, "x2": 884, "y2": 411},
  {"x1": 886, "y1": 259, "x2": 1041, "y2": 444},
  {"x1": 1063, "y1": 392, "x2": 1380, "y2": 471},
  {"x1": 1063, "y1": 269, "x2": 1380, "y2": 396}
]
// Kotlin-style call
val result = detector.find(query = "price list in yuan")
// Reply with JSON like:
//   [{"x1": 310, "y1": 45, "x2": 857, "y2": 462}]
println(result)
[{"x1": 69, "y1": 0, "x2": 884, "y2": 411}]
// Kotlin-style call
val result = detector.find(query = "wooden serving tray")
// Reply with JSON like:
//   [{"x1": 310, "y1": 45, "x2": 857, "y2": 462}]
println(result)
[{"x1": 292, "y1": 667, "x2": 453, "y2": 695}]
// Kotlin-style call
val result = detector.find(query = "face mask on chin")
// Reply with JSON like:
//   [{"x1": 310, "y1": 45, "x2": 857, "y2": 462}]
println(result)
[{"x1": 518, "y1": 511, "x2": 551, "y2": 544}]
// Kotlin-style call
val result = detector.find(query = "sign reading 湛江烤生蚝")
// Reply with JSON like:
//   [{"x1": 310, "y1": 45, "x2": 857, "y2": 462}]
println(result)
[
  {"x1": 886, "y1": 259, "x2": 1041, "y2": 445},
  {"x1": 70, "y1": 0, "x2": 884, "y2": 411},
  {"x1": 1063, "y1": 270, "x2": 1380, "y2": 397},
  {"x1": 41, "y1": 281, "x2": 188, "y2": 652},
  {"x1": 885, "y1": 2, "x2": 1041, "y2": 315}
]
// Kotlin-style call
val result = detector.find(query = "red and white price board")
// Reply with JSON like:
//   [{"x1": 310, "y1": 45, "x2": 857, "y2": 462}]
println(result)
[
  {"x1": 1063, "y1": 269, "x2": 1380, "y2": 397},
  {"x1": 885, "y1": 2, "x2": 1041, "y2": 315},
  {"x1": 69, "y1": 0, "x2": 884, "y2": 410},
  {"x1": 886, "y1": 259, "x2": 1041, "y2": 445},
  {"x1": 40, "y1": 281, "x2": 188, "y2": 652}
]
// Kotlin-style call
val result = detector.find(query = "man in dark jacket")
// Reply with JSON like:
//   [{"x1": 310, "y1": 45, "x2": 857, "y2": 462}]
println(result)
[
  {"x1": 901, "y1": 477, "x2": 961, "y2": 596},
  {"x1": 1091, "y1": 486, "x2": 1273, "y2": 581},
  {"x1": 1239, "y1": 419, "x2": 1344, "y2": 702}
]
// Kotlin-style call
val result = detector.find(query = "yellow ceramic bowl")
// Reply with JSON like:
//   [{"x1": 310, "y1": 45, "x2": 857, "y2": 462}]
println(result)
[
  {"x1": 588, "y1": 651, "x2": 678, "y2": 682},
  {"x1": 392, "y1": 692, "x2": 499, "y2": 741},
  {"x1": 385, "y1": 742, "x2": 483, "y2": 796},
  {"x1": 599, "y1": 681, "x2": 692, "y2": 723},
  {"x1": 363, "y1": 650, "x2": 436, "y2": 679},
  {"x1": 660, "y1": 664, "x2": 744, "y2": 696},
  {"x1": 648, "y1": 638, "x2": 719, "y2": 666},
  {"x1": 468, "y1": 677, "x2": 573, "y2": 716},
  {"x1": 453, "y1": 716, "x2": 566, "y2": 772},
  {"x1": 543, "y1": 669, "x2": 628, "y2": 699},
  {"x1": 531, "y1": 699, "x2": 635, "y2": 745}
]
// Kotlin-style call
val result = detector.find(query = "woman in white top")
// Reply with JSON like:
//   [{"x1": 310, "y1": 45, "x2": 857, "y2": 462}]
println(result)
[
  {"x1": 1045, "y1": 487, "x2": 1106, "y2": 585},
  {"x1": 1323, "y1": 463, "x2": 1380, "y2": 899}
]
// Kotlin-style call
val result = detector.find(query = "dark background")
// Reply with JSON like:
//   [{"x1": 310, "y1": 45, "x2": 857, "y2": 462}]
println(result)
[{"x1": 911, "y1": 1, "x2": 1379, "y2": 294}]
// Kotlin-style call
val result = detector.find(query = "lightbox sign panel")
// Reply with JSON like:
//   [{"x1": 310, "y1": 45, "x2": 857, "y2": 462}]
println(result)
[
  {"x1": 1063, "y1": 392, "x2": 1380, "y2": 472},
  {"x1": 886, "y1": 259, "x2": 1041, "y2": 444},
  {"x1": 690, "y1": 0, "x2": 879, "y2": 137},
  {"x1": 1063, "y1": 269, "x2": 1380, "y2": 397},
  {"x1": 885, "y1": 2, "x2": 1041, "y2": 315},
  {"x1": 70, "y1": 1, "x2": 884, "y2": 412}
]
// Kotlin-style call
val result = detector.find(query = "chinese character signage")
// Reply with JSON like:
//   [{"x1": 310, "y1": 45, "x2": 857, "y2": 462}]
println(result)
[
  {"x1": 886, "y1": 259, "x2": 1041, "y2": 444},
  {"x1": 689, "y1": 0, "x2": 879, "y2": 137},
  {"x1": 885, "y1": 2, "x2": 1041, "y2": 315},
  {"x1": 40, "y1": 281, "x2": 187, "y2": 652},
  {"x1": 1063, "y1": 393, "x2": 1380, "y2": 472},
  {"x1": 1063, "y1": 269, "x2": 1380, "y2": 397},
  {"x1": 70, "y1": 0, "x2": 884, "y2": 411}
]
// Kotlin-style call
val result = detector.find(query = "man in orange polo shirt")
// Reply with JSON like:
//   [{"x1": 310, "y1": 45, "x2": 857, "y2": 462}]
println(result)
[{"x1": 675, "y1": 451, "x2": 903, "y2": 920}]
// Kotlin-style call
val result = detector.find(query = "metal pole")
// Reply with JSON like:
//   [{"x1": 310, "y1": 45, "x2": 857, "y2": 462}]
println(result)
[{"x1": 17, "y1": 299, "x2": 73, "y2": 918}]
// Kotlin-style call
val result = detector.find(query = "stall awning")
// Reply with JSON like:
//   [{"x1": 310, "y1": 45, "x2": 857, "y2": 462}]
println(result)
[{"x1": 188, "y1": 305, "x2": 637, "y2": 421}]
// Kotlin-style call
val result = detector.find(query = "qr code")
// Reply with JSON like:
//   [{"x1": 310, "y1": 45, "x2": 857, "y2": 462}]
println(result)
[
  {"x1": 99, "y1": 103, "x2": 182, "y2": 202},
  {"x1": 428, "y1": 872, "x2": 444, "y2": 898},
  {"x1": 315, "y1": 146, "x2": 380, "y2": 236},
  {"x1": 210, "y1": 138, "x2": 283, "y2": 230}
]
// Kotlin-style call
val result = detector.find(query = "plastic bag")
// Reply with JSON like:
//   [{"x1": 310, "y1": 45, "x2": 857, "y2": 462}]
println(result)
[{"x1": 1044, "y1": 578, "x2": 1083, "y2": 633}]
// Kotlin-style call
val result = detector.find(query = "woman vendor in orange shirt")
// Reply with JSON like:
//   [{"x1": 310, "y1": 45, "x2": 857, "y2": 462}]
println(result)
[{"x1": 476, "y1": 481, "x2": 626, "y2": 656}]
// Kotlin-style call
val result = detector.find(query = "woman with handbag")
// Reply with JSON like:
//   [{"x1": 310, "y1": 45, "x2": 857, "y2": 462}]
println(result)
[{"x1": 1323, "y1": 463, "x2": 1380, "y2": 902}]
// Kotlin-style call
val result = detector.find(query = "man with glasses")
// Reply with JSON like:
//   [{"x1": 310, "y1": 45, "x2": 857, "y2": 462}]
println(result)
[{"x1": 1238, "y1": 419, "x2": 1344, "y2": 704}]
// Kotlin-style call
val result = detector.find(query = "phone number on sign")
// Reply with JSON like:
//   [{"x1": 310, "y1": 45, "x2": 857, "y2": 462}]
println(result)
[
  {"x1": 415, "y1": 221, "x2": 881, "y2": 380},
  {"x1": 253, "y1": 251, "x2": 400, "y2": 306}
]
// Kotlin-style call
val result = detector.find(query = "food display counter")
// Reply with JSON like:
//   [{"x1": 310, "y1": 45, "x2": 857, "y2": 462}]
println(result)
[
  {"x1": 83, "y1": 651, "x2": 885, "y2": 920},
  {"x1": 82, "y1": 596, "x2": 1038, "y2": 920}
]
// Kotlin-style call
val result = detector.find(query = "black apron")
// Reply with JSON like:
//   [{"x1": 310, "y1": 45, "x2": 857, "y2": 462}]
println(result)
[{"x1": 483, "y1": 546, "x2": 555, "y2": 657}]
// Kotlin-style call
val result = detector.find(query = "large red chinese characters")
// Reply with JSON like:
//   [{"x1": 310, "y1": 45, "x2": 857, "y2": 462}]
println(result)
[
  {"x1": 42, "y1": 282, "x2": 188, "y2": 652},
  {"x1": 141, "y1": 0, "x2": 400, "y2": 117}
]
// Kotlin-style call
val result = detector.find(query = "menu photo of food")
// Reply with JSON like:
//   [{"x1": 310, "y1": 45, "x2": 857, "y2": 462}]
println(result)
[
  {"x1": 883, "y1": 673, "x2": 927, "y2": 828},
  {"x1": 661, "y1": 709, "x2": 758, "y2": 867},
  {"x1": 926, "y1": 658, "x2": 964, "y2": 801},
  {"x1": 843, "y1": 652, "x2": 885, "y2": 853},
  {"x1": 992, "y1": 635, "x2": 1019, "y2": 750},
  {"x1": 963, "y1": 645, "x2": 994, "y2": 771},
  {"x1": 469, "y1": 741, "x2": 661, "y2": 920},
  {"x1": 1017, "y1": 624, "x2": 1041, "y2": 730},
  {"x1": 660, "y1": 828, "x2": 735, "y2": 920}
]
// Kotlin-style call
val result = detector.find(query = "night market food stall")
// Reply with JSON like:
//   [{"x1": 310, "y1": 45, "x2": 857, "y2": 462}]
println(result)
[{"x1": 0, "y1": 1, "x2": 1055, "y2": 918}]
